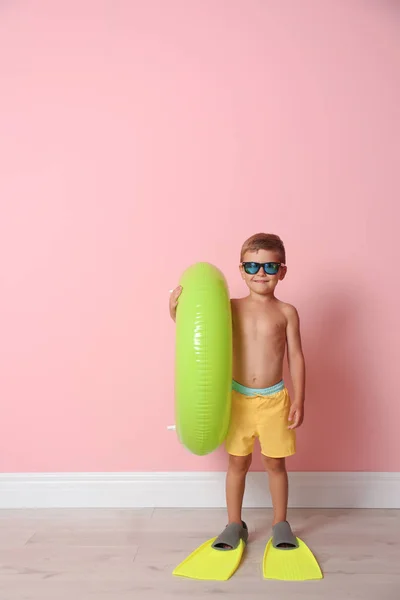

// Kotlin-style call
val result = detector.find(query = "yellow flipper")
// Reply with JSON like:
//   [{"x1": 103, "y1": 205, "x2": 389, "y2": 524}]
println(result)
[
  {"x1": 263, "y1": 537, "x2": 323, "y2": 581},
  {"x1": 173, "y1": 536, "x2": 246, "y2": 581}
]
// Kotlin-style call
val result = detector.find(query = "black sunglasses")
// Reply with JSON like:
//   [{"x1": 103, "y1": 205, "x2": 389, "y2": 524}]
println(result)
[{"x1": 241, "y1": 261, "x2": 284, "y2": 275}]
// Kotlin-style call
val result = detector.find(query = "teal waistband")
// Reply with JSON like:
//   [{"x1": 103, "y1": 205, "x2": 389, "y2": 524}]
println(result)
[{"x1": 232, "y1": 379, "x2": 285, "y2": 396}]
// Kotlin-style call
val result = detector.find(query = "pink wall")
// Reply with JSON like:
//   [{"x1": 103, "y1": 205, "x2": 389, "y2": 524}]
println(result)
[{"x1": 1, "y1": 1, "x2": 399, "y2": 473}]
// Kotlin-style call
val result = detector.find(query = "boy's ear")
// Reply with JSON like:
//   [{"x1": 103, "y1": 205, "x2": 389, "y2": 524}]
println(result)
[
  {"x1": 239, "y1": 263, "x2": 246, "y2": 280},
  {"x1": 279, "y1": 266, "x2": 287, "y2": 281}
]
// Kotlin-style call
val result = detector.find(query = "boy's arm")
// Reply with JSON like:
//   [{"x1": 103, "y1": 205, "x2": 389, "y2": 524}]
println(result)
[{"x1": 285, "y1": 305, "x2": 305, "y2": 428}]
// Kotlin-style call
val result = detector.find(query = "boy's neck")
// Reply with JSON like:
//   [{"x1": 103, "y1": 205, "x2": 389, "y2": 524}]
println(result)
[{"x1": 248, "y1": 291, "x2": 276, "y2": 304}]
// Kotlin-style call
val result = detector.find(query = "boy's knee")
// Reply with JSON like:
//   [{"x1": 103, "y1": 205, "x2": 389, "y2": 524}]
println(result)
[
  {"x1": 262, "y1": 455, "x2": 286, "y2": 474},
  {"x1": 229, "y1": 454, "x2": 252, "y2": 475}
]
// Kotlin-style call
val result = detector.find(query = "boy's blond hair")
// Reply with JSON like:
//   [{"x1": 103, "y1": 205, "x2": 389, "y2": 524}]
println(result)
[{"x1": 240, "y1": 233, "x2": 286, "y2": 263}]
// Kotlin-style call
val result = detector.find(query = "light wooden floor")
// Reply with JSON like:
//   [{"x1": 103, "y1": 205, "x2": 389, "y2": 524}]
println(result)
[{"x1": 0, "y1": 507, "x2": 399, "y2": 599}]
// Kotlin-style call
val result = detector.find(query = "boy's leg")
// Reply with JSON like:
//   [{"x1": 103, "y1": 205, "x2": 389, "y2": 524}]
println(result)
[
  {"x1": 257, "y1": 387, "x2": 295, "y2": 527},
  {"x1": 262, "y1": 456, "x2": 288, "y2": 525},
  {"x1": 226, "y1": 454, "x2": 252, "y2": 524}
]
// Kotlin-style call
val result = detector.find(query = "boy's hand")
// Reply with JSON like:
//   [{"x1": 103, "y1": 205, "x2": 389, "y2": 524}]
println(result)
[
  {"x1": 288, "y1": 402, "x2": 304, "y2": 429},
  {"x1": 169, "y1": 286, "x2": 182, "y2": 321}
]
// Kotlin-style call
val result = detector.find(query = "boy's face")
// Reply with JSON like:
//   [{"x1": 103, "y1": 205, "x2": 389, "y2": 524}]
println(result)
[{"x1": 240, "y1": 249, "x2": 286, "y2": 296}]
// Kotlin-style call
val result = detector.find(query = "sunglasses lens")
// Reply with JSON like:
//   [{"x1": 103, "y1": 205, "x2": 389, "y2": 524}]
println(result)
[
  {"x1": 243, "y1": 262, "x2": 259, "y2": 274},
  {"x1": 264, "y1": 263, "x2": 280, "y2": 274}
]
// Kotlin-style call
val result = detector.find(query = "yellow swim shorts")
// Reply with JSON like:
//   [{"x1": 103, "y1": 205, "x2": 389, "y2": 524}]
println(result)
[{"x1": 225, "y1": 380, "x2": 296, "y2": 458}]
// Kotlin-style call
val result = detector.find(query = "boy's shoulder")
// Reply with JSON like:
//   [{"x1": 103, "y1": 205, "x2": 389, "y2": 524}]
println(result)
[
  {"x1": 277, "y1": 299, "x2": 298, "y2": 312},
  {"x1": 277, "y1": 301, "x2": 300, "y2": 325},
  {"x1": 230, "y1": 297, "x2": 247, "y2": 307},
  {"x1": 230, "y1": 297, "x2": 242, "y2": 304}
]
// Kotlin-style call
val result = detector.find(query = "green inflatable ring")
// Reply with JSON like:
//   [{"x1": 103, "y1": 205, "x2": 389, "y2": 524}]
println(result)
[{"x1": 175, "y1": 262, "x2": 232, "y2": 455}]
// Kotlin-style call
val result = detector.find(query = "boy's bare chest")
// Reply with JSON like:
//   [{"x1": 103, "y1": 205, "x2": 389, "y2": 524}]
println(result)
[{"x1": 233, "y1": 307, "x2": 287, "y2": 340}]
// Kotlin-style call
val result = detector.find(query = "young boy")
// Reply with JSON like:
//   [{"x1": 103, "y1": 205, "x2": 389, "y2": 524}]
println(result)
[{"x1": 169, "y1": 232, "x2": 305, "y2": 551}]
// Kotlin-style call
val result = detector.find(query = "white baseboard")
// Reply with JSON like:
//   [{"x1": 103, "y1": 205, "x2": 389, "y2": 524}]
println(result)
[{"x1": 0, "y1": 472, "x2": 399, "y2": 509}]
